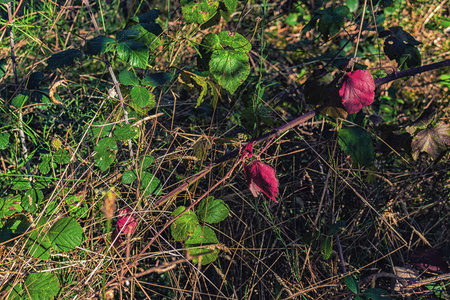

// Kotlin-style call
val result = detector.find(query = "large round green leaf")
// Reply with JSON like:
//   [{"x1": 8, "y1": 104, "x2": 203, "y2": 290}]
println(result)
[
  {"x1": 210, "y1": 49, "x2": 249, "y2": 94},
  {"x1": 48, "y1": 217, "x2": 83, "y2": 252}
]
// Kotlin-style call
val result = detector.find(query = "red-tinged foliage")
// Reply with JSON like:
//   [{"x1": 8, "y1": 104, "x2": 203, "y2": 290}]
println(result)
[
  {"x1": 243, "y1": 160, "x2": 279, "y2": 202},
  {"x1": 339, "y1": 70, "x2": 375, "y2": 114},
  {"x1": 241, "y1": 141, "x2": 255, "y2": 159},
  {"x1": 116, "y1": 208, "x2": 138, "y2": 235}
]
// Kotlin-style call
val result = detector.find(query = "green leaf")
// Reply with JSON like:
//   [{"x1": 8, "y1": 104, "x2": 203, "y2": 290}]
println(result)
[
  {"x1": 197, "y1": 196, "x2": 229, "y2": 224},
  {"x1": 321, "y1": 236, "x2": 332, "y2": 260},
  {"x1": 11, "y1": 93, "x2": 28, "y2": 108},
  {"x1": 210, "y1": 49, "x2": 250, "y2": 94},
  {"x1": 26, "y1": 217, "x2": 51, "y2": 259},
  {"x1": 11, "y1": 178, "x2": 31, "y2": 190},
  {"x1": 140, "y1": 171, "x2": 162, "y2": 196},
  {"x1": 0, "y1": 132, "x2": 10, "y2": 149},
  {"x1": 116, "y1": 29, "x2": 140, "y2": 41},
  {"x1": 317, "y1": 6, "x2": 349, "y2": 41},
  {"x1": 0, "y1": 194, "x2": 23, "y2": 219},
  {"x1": 38, "y1": 154, "x2": 52, "y2": 175},
  {"x1": 181, "y1": 0, "x2": 219, "y2": 24},
  {"x1": 48, "y1": 217, "x2": 84, "y2": 252},
  {"x1": 141, "y1": 22, "x2": 163, "y2": 36},
  {"x1": 131, "y1": 86, "x2": 151, "y2": 107},
  {"x1": 363, "y1": 288, "x2": 392, "y2": 299},
  {"x1": 186, "y1": 226, "x2": 219, "y2": 265},
  {"x1": 86, "y1": 35, "x2": 115, "y2": 55},
  {"x1": 113, "y1": 124, "x2": 139, "y2": 141},
  {"x1": 344, "y1": 276, "x2": 359, "y2": 294},
  {"x1": 119, "y1": 69, "x2": 140, "y2": 86},
  {"x1": 117, "y1": 40, "x2": 149, "y2": 69},
  {"x1": 138, "y1": 9, "x2": 160, "y2": 23},
  {"x1": 220, "y1": 0, "x2": 237, "y2": 21},
  {"x1": 5, "y1": 214, "x2": 30, "y2": 235},
  {"x1": 46, "y1": 49, "x2": 82, "y2": 70},
  {"x1": 66, "y1": 195, "x2": 88, "y2": 218},
  {"x1": 53, "y1": 149, "x2": 71, "y2": 164},
  {"x1": 24, "y1": 272, "x2": 60, "y2": 300},
  {"x1": 140, "y1": 155, "x2": 154, "y2": 170},
  {"x1": 26, "y1": 72, "x2": 44, "y2": 89},
  {"x1": 346, "y1": 0, "x2": 359, "y2": 12},
  {"x1": 90, "y1": 122, "x2": 114, "y2": 138},
  {"x1": 122, "y1": 170, "x2": 137, "y2": 184},
  {"x1": 217, "y1": 31, "x2": 251, "y2": 53},
  {"x1": 411, "y1": 123, "x2": 450, "y2": 160},
  {"x1": 198, "y1": 33, "x2": 221, "y2": 70},
  {"x1": 94, "y1": 137, "x2": 118, "y2": 171},
  {"x1": 22, "y1": 189, "x2": 43, "y2": 214},
  {"x1": 171, "y1": 206, "x2": 199, "y2": 241},
  {"x1": 141, "y1": 72, "x2": 173, "y2": 87},
  {"x1": 338, "y1": 126, "x2": 374, "y2": 167}
]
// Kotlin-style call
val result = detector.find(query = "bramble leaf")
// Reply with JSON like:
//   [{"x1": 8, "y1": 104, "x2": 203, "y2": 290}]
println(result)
[
  {"x1": 197, "y1": 196, "x2": 229, "y2": 223},
  {"x1": 171, "y1": 206, "x2": 199, "y2": 241},
  {"x1": 339, "y1": 70, "x2": 375, "y2": 114},
  {"x1": 117, "y1": 40, "x2": 149, "y2": 68},
  {"x1": 411, "y1": 123, "x2": 450, "y2": 159},
  {"x1": 210, "y1": 50, "x2": 250, "y2": 94},
  {"x1": 186, "y1": 226, "x2": 219, "y2": 265},
  {"x1": 119, "y1": 69, "x2": 140, "y2": 86},
  {"x1": 46, "y1": 49, "x2": 82, "y2": 70},
  {"x1": 181, "y1": 0, "x2": 219, "y2": 24},
  {"x1": 48, "y1": 217, "x2": 84, "y2": 252},
  {"x1": 86, "y1": 35, "x2": 115, "y2": 55},
  {"x1": 338, "y1": 126, "x2": 374, "y2": 166},
  {"x1": 243, "y1": 160, "x2": 279, "y2": 201},
  {"x1": 131, "y1": 86, "x2": 151, "y2": 107},
  {"x1": 94, "y1": 137, "x2": 118, "y2": 171}
]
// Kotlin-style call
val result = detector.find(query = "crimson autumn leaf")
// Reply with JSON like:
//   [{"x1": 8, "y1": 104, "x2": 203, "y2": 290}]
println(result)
[
  {"x1": 339, "y1": 70, "x2": 375, "y2": 114},
  {"x1": 243, "y1": 160, "x2": 279, "y2": 202},
  {"x1": 116, "y1": 208, "x2": 137, "y2": 234},
  {"x1": 411, "y1": 123, "x2": 450, "y2": 159}
]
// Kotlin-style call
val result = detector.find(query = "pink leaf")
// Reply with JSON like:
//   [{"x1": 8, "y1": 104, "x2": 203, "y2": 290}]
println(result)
[
  {"x1": 116, "y1": 208, "x2": 137, "y2": 235},
  {"x1": 339, "y1": 70, "x2": 375, "y2": 114},
  {"x1": 244, "y1": 160, "x2": 279, "y2": 201},
  {"x1": 241, "y1": 141, "x2": 255, "y2": 159}
]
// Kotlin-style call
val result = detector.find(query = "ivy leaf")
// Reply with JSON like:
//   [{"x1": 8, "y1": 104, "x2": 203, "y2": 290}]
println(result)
[
  {"x1": 339, "y1": 70, "x2": 375, "y2": 114},
  {"x1": 86, "y1": 35, "x2": 115, "y2": 55},
  {"x1": 170, "y1": 206, "x2": 199, "y2": 241},
  {"x1": 411, "y1": 123, "x2": 450, "y2": 160},
  {"x1": 48, "y1": 217, "x2": 84, "y2": 252},
  {"x1": 197, "y1": 196, "x2": 229, "y2": 223},
  {"x1": 46, "y1": 49, "x2": 82, "y2": 70},
  {"x1": 186, "y1": 226, "x2": 219, "y2": 265},
  {"x1": 181, "y1": 0, "x2": 219, "y2": 24},
  {"x1": 210, "y1": 50, "x2": 250, "y2": 94},
  {"x1": 338, "y1": 126, "x2": 374, "y2": 166},
  {"x1": 117, "y1": 40, "x2": 149, "y2": 69},
  {"x1": 243, "y1": 160, "x2": 279, "y2": 202}
]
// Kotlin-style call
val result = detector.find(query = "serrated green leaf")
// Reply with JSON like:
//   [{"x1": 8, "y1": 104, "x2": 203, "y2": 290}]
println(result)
[
  {"x1": 38, "y1": 154, "x2": 52, "y2": 175},
  {"x1": 210, "y1": 49, "x2": 250, "y2": 94},
  {"x1": 22, "y1": 189, "x2": 43, "y2": 214},
  {"x1": 11, "y1": 178, "x2": 31, "y2": 191},
  {"x1": 11, "y1": 93, "x2": 28, "y2": 108},
  {"x1": 0, "y1": 132, "x2": 10, "y2": 149},
  {"x1": 91, "y1": 122, "x2": 114, "y2": 138},
  {"x1": 131, "y1": 86, "x2": 151, "y2": 107},
  {"x1": 53, "y1": 149, "x2": 71, "y2": 164},
  {"x1": 141, "y1": 22, "x2": 163, "y2": 36},
  {"x1": 197, "y1": 196, "x2": 229, "y2": 223},
  {"x1": 217, "y1": 31, "x2": 251, "y2": 53},
  {"x1": 171, "y1": 206, "x2": 199, "y2": 241},
  {"x1": 48, "y1": 217, "x2": 83, "y2": 252},
  {"x1": 113, "y1": 124, "x2": 139, "y2": 141},
  {"x1": 140, "y1": 155, "x2": 154, "y2": 170},
  {"x1": 94, "y1": 137, "x2": 118, "y2": 171},
  {"x1": 0, "y1": 194, "x2": 22, "y2": 219},
  {"x1": 198, "y1": 33, "x2": 221, "y2": 70},
  {"x1": 86, "y1": 35, "x2": 115, "y2": 55},
  {"x1": 21, "y1": 272, "x2": 60, "y2": 300},
  {"x1": 321, "y1": 236, "x2": 332, "y2": 260},
  {"x1": 122, "y1": 170, "x2": 137, "y2": 184},
  {"x1": 116, "y1": 29, "x2": 140, "y2": 41},
  {"x1": 181, "y1": 0, "x2": 219, "y2": 24},
  {"x1": 338, "y1": 127, "x2": 374, "y2": 167},
  {"x1": 186, "y1": 226, "x2": 219, "y2": 265},
  {"x1": 344, "y1": 276, "x2": 359, "y2": 294},
  {"x1": 117, "y1": 40, "x2": 149, "y2": 68},
  {"x1": 141, "y1": 72, "x2": 173, "y2": 87},
  {"x1": 119, "y1": 69, "x2": 140, "y2": 86},
  {"x1": 140, "y1": 171, "x2": 162, "y2": 196},
  {"x1": 138, "y1": 9, "x2": 160, "y2": 23},
  {"x1": 46, "y1": 49, "x2": 82, "y2": 70}
]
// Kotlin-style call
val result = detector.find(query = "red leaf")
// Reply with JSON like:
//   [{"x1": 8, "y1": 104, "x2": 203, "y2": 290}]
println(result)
[
  {"x1": 244, "y1": 160, "x2": 279, "y2": 201},
  {"x1": 339, "y1": 70, "x2": 375, "y2": 114},
  {"x1": 241, "y1": 141, "x2": 255, "y2": 159},
  {"x1": 116, "y1": 208, "x2": 137, "y2": 235}
]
